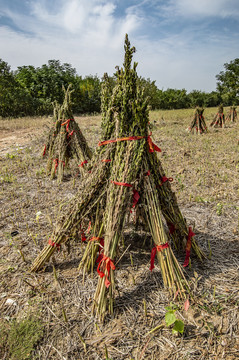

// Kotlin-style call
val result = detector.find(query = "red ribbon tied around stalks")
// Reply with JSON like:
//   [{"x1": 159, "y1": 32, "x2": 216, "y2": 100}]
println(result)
[
  {"x1": 95, "y1": 238, "x2": 105, "y2": 264},
  {"x1": 98, "y1": 135, "x2": 145, "y2": 146},
  {"x1": 97, "y1": 255, "x2": 115, "y2": 288},
  {"x1": 43, "y1": 144, "x2": 46, "y2": 157},
  {"x1": 79, "y1": 160, "x2": 88, "y2": 168},
  {"x1": 68, "y1": 130, "x2": 74, "y2": 137},
  {"x1": 80, "y1": 226, "x2": 86, "y2": 242},
  {"x1": 183, "y1": 227, "x2": 195, "y2": 267},
  {"x1": 48, "y1": 238, "x2": 61, "y2": 250},
  {"x1": 54, "y1": 158, "x2": 65, "y2": 173},
  {"x1": 132, "y1": 189, "x2": 140, "y2": 208},
  {"x1": 147, "y1": 133, "x2": 161, "y2": 153},
  {"x1": 159, "y1": 176, "x2": 173, "y2": 185},
  {"x1": 86, "y1": 221, "x2": 91, "y2": 234},
  {"x1": 61, "y1": 118, "x2": 74, "y2": 132},
  {"x1": 54, "y1": 158, "x2": 59, "y2": 173},
  {"x1": 89, "y1": 236, "x2": 104, "y2": 242},
  {"x1": 111, "y1": 181, "x2": 132, "y2": 187},
  {"x1": 98, "y1": 133, "x2": 161, "y2": 153},
  {"x1": 150, "y1": 243, "x2": 169, "y2": 271},
  {"x1": 111, "y1": 181, "x2": 140, "y2": 210}
]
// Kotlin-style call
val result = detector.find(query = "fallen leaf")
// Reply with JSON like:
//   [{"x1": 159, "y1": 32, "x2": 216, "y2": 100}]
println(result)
[{"x1": 184, "y1": 298, "x2": 190, "y2": 312}]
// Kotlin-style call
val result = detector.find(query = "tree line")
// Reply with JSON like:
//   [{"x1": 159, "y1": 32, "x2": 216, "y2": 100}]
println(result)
[{"x1": 0, "y1": 58, "x2": 238, "y2": 118}]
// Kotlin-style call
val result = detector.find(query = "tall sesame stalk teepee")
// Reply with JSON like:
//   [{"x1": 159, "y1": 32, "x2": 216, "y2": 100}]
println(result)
[
  {"x1": 31, "y1": 35, "x2": 205, "y2": 320},
  {"x1": 210, "y1": 104, "x2": 225, "y2": 128},
  {"x1": 42, "y1": 85, "x2": 92, "y2": 183},
  {"x1": 187, "y1": 107, "x2": 208, "y2": 134}
]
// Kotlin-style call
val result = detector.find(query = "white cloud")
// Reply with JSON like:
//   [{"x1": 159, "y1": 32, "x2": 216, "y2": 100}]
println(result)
[
  {"x1": 0, "y1": 0, "x2": 238, "y2": 92},
  {"x1": 166, "y1": 0, "x2": 239, "y2": 18},
  {"x1": 0, "y1": 1, "x2": 141, "y2": 79},
  {"x1": 133, "y1": 31, "x2": 238, "y2": 92}
]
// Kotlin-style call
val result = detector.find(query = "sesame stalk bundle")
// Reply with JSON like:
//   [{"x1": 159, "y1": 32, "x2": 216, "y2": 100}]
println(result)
[
  {"x1": 187, "y1": 107, "x2": 208, "y2": 134},
  {"x1": 210, "y1": 104, "x2": 225, "y2": 128},
  {"x1": 226, "y1": 106, "x2": 237, "y2": 123},
  {"x1": 43, "y1": 85, "x2": 92, "y2": 183},
  {"x1": 31, "y1": 35, "x2": 206, "y2": 320}
]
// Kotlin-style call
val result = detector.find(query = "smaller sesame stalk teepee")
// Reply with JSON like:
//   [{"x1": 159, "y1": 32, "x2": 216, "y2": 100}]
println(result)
[
  {"x1": 226, "y1": 106, "x2": 237, "y2": 123},
  {"x1": 187, "y1": 107, "x2": 208, "y2": 134},
  {"x1": 210, "y1": 104, "x2": 225, "y2": 128},
  {"x1": 43, "y1": 85, "x2": 92, "y2": 183}
]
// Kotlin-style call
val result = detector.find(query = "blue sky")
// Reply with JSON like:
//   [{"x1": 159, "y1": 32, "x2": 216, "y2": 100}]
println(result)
[{"x1": 0, "y1": 0, "x2": 238, "y2": 92}]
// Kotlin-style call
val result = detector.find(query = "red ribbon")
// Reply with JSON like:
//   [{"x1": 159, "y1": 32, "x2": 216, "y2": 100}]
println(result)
[
  {"x1": 53, "y1": 158, "x2": 65, "y2": 173},
  {"x1": 61, "y1": 118, "x2": 74, "y2": 132},
  {"x1": 81, "y1": 233, "x2": 86, "y2": 242},
  {"x1": 101, "y1": 159, "x2": 111, "y2": 163},
  {"x1": 132, "y1": 189, "x2": 140, "y2": 208},
  {"x1": 144, "y1": 170, "x2": 150, "y2": 176},
  {"x1": 54, "y1": 158, "x2": 59, "y2": 173},
  {"x1": 111, "y1": 181, "x2": 140, "y2": 210},
  {"x1": 97, "y1": 255, "x2": 115, "y2": 288},
  {"x1": 79, "y1": 160, "x2": 88, "y2": 168},
  {"x1": 89, "y1": 236, "x2": 104, "y2": 242},
  {"x1": 150, "y1": 243, "x2": 169, "y2": 271},
  {"x1": 98, "y1": 133, "x2": 161, "y2": 153},
  {"x1": 147, "y1": 133, "x2": 161, "y2": 153},
  {"x1": 79, "y1": 225, "x2": 86, "y2": 242},
  {"x1": 43, "y1": 144, "x2": 46, "y2": 157},
  {"x1": 86, "y1": 221, "x2": 91, "y2": 234},
  {"x1": 183, "y1": 227, "x2": 195, "y2": 267},
  {"x1": 67, "y1": 130, "x2": 74, "y2": 137},
  {"x1": 111, "y1": 181, "x2": 132, "y2": 187},
  {"x1": 48, "y1": 238, "x2": 60, "y2": 250},
  {"x1": 95, "y1": 238, "x2": 104, "y2": 264},
  {"x1": 98, "y1": 135, "x2": 145, "y2": 146},
  {"x1": 159, "y1": 176, "x2": 173, "y2": 185}
]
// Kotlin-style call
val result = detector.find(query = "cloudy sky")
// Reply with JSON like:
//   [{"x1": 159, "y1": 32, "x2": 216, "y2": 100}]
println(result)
[{"x1": 0, "y1": 0, "x2": 238, "y2": 92}]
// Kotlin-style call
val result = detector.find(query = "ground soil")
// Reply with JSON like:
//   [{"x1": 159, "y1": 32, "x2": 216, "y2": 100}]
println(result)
[{"x1": 0, "y1": 110, "x2": 238, "y2": 360}]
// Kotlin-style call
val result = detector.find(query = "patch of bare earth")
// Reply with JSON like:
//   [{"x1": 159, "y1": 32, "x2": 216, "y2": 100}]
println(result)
[{"x1": 0, "y1": 109, "x2": 238, "y2": 359}]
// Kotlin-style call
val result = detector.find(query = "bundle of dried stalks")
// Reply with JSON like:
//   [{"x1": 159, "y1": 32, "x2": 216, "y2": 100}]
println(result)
[
  {"x1": 43, "y1": 85, "x2": 92, "y2": 183},
  {"x1": 210, "y1": 104, "x2": 225, "y2": 128},
  {"x1": 187, "y1": 107, "x2": 208, "y2": 134},
  {"x1": 226, "y1": 106, "x2": 237, "y2": 123},
  {"x1": 31, "y1": 35, "x2": 206, "y2": 320}
]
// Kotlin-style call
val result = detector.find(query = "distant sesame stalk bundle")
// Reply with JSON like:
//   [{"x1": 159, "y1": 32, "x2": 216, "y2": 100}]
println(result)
[
  {"x1": 187, "y1": 106, "x2": 208, "y2": 134},
  {"x1": 43, "y1": 85, "x2": 92, "y2": 183}
]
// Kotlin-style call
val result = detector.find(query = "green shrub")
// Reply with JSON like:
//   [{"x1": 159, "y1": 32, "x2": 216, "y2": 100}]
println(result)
[{"x1": 0, "y1": 316, "x2": 44, "y2": 360}]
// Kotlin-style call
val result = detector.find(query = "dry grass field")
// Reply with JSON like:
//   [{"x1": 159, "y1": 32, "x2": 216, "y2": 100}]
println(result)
[{"x1": 0, "y1": 107, "x2": 238, "y2": 360}]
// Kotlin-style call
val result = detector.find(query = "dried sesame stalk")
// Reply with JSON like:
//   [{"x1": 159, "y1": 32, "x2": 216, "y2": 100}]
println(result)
[{"x1": 143, "y1": 167, "x2": 190, "y2": 299}]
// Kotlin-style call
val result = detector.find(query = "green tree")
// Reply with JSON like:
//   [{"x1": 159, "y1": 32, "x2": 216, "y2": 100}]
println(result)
[
  {"x1": 204, "y1": 91, "x2": 221, "y2": 107},
  {"x1": 216, "y1": 58, "x2": 239, "y2": 105},
  {"x1": 72, "y1": 75, "x2": 101, "y2": 114},
  {"x1": 0, "y1": 59, "x2": 33, "y2": 117},
  {"x1": 157, "y1": 88, "x2": 189, "y2": 109},
  {"x1": 15, "y1": 60, "x2": 78, "y2": 114},
  {"x1": 188, "y1": 90, "x2": 206, "y2": 107},
  {"x1": 138, "y1": 77, "x2": 161, "y2": 110}
]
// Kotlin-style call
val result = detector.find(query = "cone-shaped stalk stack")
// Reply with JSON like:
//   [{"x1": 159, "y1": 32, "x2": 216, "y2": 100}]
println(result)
[
  {"x1": 43, "y1": 85, "x2": 93, "y2": 183},
  {"x1": 31, "y1": 35, "x2": 206, "y2": 321},
  {"x1": 187, "y1": 107, "x2": 208, "y2": 134},
  {"x1": 226, "y1": 106, "x2": 237, "y2": 123},
  {"x1": 210, "y1": 104, "x2": 225, "y2": 128}
]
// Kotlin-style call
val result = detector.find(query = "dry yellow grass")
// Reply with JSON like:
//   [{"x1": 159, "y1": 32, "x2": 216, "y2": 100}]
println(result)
[{"x1": 0, "y1": 107, "x2": 238, "y2": 360}]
